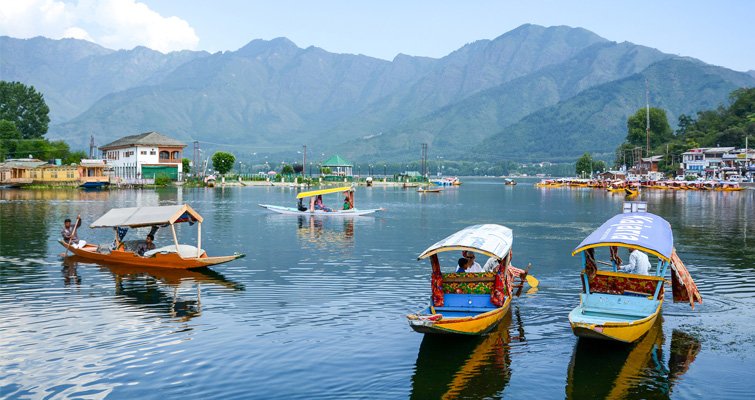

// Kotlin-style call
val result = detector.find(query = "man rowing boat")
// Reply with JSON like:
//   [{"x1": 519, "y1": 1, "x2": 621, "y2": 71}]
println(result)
[{"x1": 62, "y1": 216, "x2": 86, "y2": 249}]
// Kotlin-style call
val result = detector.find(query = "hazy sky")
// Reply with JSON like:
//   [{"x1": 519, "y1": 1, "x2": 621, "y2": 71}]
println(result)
[{"x1": 2, "y1": 0, "x2": 753, "y2": 71}]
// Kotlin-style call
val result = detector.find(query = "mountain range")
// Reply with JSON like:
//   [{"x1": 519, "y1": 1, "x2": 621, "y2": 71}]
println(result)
[{"x1": 1, "y1": 24, "x2": 753, "y2": 162}]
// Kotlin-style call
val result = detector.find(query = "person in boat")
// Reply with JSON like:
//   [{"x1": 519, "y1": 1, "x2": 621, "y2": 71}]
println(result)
[
  {"x1": 456, "y1": 257, "x2": 471, "y2": 273},
  {"x1": 482, "y1": 256, "x2": 499, "y2": 272},
  {"x1": 461, "y1": 251, "x2": 483, "y2": 272},
  {"x1": 136, "y1": 234, "x2": 156, "y2": 256},
  {"x1": 343, "y1": 196, "x2": 353, "y2": 210},
  {"x1": 314, "y1": 195, "x2": 332, "y2": 212},
  {"x1": 62, "y1": 217, "x2": 86, "y2": 249},
  {"x1": 619, "y1": 249, "x2": 651, "y2": 275}
]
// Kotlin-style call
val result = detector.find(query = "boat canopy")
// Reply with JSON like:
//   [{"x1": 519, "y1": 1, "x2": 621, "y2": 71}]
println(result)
[
  {"x1": 90, "y1": 204, "x2": 203, "y2": 228},
  {"x1": 296, "y1": 186, "x2": 353, "y2": 199},
  {"x1": 418, "y1": 224, "x2": 513, "y2": 260},
  {"x1": 572, "y1": 212, "x2": 674, "y2": 261}
]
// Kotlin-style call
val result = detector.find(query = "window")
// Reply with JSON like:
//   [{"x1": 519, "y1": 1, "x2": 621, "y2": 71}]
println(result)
[
  {"x1": 150, "y1": 150, "x2": 156, "y2": 155},
  {"x1": 51, "y1": 171, "x2": 58, "y2": 178},
  {"x1": 141, "y1": 151, "x2": 147, "y2": 155},
  {"x1": 171, "y1": 151, "x2": 180, "y2": 160},
  {"x1": 159, "y1": 151, "x2": 170, "y2": 160}
]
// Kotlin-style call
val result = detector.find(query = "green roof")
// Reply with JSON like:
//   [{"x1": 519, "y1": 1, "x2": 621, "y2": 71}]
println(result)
[{"x1": 322, "y1": 154, "x2": 352, "y2": 167}]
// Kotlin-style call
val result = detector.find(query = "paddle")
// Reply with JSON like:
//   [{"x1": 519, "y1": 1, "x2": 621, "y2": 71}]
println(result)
[
  {"x1": 61, "y1": 215, "x2": 80, "y2": 257},
  {"x1": 523, "y1": 263, "x2": 539, "y2": 288}
]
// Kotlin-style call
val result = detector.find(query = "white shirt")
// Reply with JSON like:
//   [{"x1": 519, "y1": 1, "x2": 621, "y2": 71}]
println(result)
[
  {"x1": 622, "y1": 250, "x2": 651, "y2": 275},
  {"x1": 483, "y1": 257, "x2": 499, "y2": 272},
  {"x1": 466, "y1": 261, "x2": 483, "y2": 273}
]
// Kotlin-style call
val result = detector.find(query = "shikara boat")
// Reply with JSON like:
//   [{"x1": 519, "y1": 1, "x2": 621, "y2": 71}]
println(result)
[
  {"x1": 407, "y1": 224, "x2": 534, "y2": 335},
  {"x1": 503, "y1": 178, "x2": 517, "y2": 186},
  {"x1": 569, "y1": 203, "x2": 702, "y2": 343},
  {"x1": 259, "y1": 186, "x2": 382, "y2": 216},
  {"x1": 417, "y1": 187, "x2": 443, "y2": 193},
  {"x1": 59, "y1": 204, "x2": 245, "y2": 269}
]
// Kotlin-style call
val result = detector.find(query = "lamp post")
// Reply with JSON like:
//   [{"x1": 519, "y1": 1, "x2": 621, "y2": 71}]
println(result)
[{"x1": 383, "y1": 164, "x2": 387, "y2": 178}]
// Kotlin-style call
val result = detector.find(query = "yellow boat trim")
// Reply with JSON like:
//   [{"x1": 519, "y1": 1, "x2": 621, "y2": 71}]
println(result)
[
  {"x1": 571, "y1": 242, "x2": 670, "y2": 261},
  {"x1": 418, "y1": 245, "x2": 499, "y2": 260},
  {"x1": 296, "y1": 186, "x2": 353, "y2": 199}
]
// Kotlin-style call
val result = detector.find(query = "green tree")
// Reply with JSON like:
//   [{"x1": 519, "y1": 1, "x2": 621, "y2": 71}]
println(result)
[
  {"x1": 211, "y1": 151, "x2": 235, "y2": 175},
  {"x1": 593, "y1": 160, "x2": 607, "y2": 173},
  {"x1": 626, "y1": 107, "x2": 673, "y2": 151},
  {"x1": 63, "y1": 151, "x2": 87, "y2": 165},
  {"x1": 182, "y1": 158, "x2": 191, "y2": 174},
  {"x1": 321, "y1": 166, "x2": 332, "y2": 174},
  {"x1": 0, "y1": 119, "x2": 21, "y2": 160},
  {"x1": 281, "y1": 164, "x2": 294, "y2": 175},
  {"x1": 575, "y1": 152, "x2": 593, "y2": 176},
  {"x1": 0, "y1": 81, "x2": 50, "y2": 139}
]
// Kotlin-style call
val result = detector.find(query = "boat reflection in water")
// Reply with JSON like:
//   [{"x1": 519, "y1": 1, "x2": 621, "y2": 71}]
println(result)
[
  {"x1": 64, "y1": 256, "x2": 243, "y2": 321},
  {"x1": 566, "y1": 318, "x2": 701, "y2": 399},
  {"x1": 296, "y1": 215, "x2": 355, "y2": 250},
  {"x1": 410, "y1": 310, "x2": 527, "y2": 399}
]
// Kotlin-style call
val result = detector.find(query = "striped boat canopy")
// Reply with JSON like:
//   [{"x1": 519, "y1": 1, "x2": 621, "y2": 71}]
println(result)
[
  {"x1": 572, "y1": 212, "x2": 674, "y2": 261},
  {"x1": 90, "y1": 204, "x2": 203, "y2": 228},
  {"x1": 418, "y1": 224, "x2": 513, "y2": 260}
]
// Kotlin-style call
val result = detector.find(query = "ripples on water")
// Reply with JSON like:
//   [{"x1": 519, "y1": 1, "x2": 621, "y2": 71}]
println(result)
[{"x1": 0, "y1": 182, "x2": 753, "y2": 399}]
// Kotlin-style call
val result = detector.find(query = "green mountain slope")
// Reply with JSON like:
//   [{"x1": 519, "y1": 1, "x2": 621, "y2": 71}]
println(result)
[
  {"x1": 343, "y1": 41, "x2": 671, "y2": 160},
  {"x1": 0, "y1": 36, "x2": 208, "y2": 123},
  {"x1": 478, "y1": 58, "x2": 755, "y2": 162}
]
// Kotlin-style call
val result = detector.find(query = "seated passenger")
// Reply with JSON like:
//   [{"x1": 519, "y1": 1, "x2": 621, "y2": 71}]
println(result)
[
  {"x1": 619, "y1": 249, "x2": 651, "y2": 275},
  {"x1": 136, "y1": 234, "x2": 156, "y2": 256},
  {"x1": 343, "y1": 196, "x2": 353, "y2": 210},
  {"x1": 462, "y1": 251, "x2": 483, "y2": 272},
  {"x1": 482, "y1": 256, "x2": 499, "y2": 272},
  {"x1": 314, "y1": 195, "x2": 332, "y2": 212},
  {"x1": 456, "y1": 257, "x2": 471, "y2": 273}
]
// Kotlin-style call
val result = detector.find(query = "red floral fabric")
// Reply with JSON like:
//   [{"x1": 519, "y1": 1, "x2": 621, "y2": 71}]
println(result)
[
  {"x1": 588, "y1": 273, "x2": 663, "y2": 298},
  {"x1": 431, "y1": 270, "x2": 444, "y2": 307}
]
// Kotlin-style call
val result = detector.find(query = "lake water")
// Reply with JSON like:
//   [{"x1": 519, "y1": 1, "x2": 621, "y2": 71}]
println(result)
[{"x1": 1, "y1": 179, "x2": 753, "y2": 399}]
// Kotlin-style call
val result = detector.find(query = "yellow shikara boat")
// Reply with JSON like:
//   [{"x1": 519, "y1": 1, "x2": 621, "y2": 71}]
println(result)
[
  {"x1": 568, "y1": 203, "x2": 702, "y2": 343},
  {"x1": 407, "y1": 224, "x2": 535, "y2": 335}
]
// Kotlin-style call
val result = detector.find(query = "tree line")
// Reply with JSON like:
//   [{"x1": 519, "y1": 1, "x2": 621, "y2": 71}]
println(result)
[{"x1": 0, "y1": 81, "x2": 86, "y2": 163}]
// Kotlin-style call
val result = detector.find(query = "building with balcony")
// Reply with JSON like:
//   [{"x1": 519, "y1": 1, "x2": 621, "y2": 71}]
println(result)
[{"x1": 100, "y1": 131, "x2": 186, "y2": 182}]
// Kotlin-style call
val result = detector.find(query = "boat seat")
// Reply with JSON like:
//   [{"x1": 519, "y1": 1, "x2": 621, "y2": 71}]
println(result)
[
  {"x1": 579, "y1": 293, "x2": 658, "y2": 318},
  {"x1": 586, "y1": 272, "x2": 663, "y2": 298},
  {"x1": 440, "y1": 293, "x2": 497, "y2": 309},
  {"x1": 441, "y1": 272, "x2": 495, "y2": 294}
]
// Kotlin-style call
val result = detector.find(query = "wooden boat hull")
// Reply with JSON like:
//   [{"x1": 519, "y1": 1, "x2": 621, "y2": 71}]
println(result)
[
  {"x1": 418, "y1": 188, "x2": 442, "y2": 193},
  {"x1": 258, "y1": 204, "x2": 381, "y2": 216},
  {"x1": 407, "y1": 297, "x2": 511, "y2": 335},
  {"x1": 80, "y1": 181, "x2": 109, "y2": 189},
  {"x1": 569, "y1": 300, "x2": 661, "y2": 343},
  {"x1": 60, "y1": 240, "x2": 244, "y2": 270}
]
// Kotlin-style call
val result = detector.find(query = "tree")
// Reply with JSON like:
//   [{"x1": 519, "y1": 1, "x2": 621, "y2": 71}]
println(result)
[
  {"x1": 63, "y1": 151, "x2": 87, "y2": 165},
  {"x1": 321, "y1": 166, "x2": 332, "y2": 175},
  {"x1": 593, "y1": 160, "x2": 607, "y2": 173},
  {"x1": 281, "y1": 164, "x2": 294, "y2": 175},
  {"x1": 575, "y1": 152, "x2": 593, "y2": 176},
  {"x1": 0, "y1": 119, "x2": 21, "y2": 160},
  {"x1": 0, "y1": 81, "x2": 50, "y2": 139},
  {"x1": 626, "y1": 107, "x2": 673, "y2": 151},
  {"x1": 292, "y1": 163, "x2": 303, "y2": 174},
  {"x1": 211, "y1": 151, "x2": 235, "y2": 175},
  {"x1": 182, "y1": 158, "x2": 191, "y2": 174}
]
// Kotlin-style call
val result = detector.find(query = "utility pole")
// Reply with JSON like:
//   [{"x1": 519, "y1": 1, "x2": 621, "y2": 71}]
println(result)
[
  {"x1": 193, "y1": 141, "x2": 200, "y2": 178},
  {"x1": 421, "y1": 143, "x2": 428, "y2": 178},
  {"x1": 302, "y1": 145, "x2": 307, "y2": 178},
  {"x1": 645, "y1": 78, "x2": 650, "y2": 157},
  {"x1": 89, "y1": 135, "x2": 96, "y2": 159}
]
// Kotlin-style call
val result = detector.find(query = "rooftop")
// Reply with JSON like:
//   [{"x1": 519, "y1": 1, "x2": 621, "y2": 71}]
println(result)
[
  {"x1": 322, "y1": 154, "x2": 352, "y2": 167},
  {"x1": 100, "y1": 131, "x2": 186, "y2": 150}
]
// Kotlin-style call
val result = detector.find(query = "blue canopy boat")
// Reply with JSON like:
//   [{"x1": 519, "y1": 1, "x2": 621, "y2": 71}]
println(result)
[{"x1": 569, "y1": 203, "x2": 702, "y2": 343}]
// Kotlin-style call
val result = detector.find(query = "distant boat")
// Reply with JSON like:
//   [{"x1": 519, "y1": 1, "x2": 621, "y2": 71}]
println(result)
[
  {"x1": 417, "y1": 187, "x2": 442, "y2": 193},
  {"x1": 503, "y1": 178, "x2": 517, "y2": 186},
  {"x1": 259, "y1": 186, "x2": 382, "y2": 216},
  {"x1": 79, "y1": 181, "x2": 109, "y2": 189}
]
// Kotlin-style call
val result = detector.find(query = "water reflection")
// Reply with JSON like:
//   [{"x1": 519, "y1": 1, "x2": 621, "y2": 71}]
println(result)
[
  {"x1": 566, "y1": 319, "x2": 701, "y2": 399},
  {"x1": 66, "y1": 256, "x2": 243, "y2": 321},
  {"x1": 410, "y1": 310, "x2": 525, "y2": 399},
  {"x1": 295, "y1": 215, "x2": 355, "y2": 250}
]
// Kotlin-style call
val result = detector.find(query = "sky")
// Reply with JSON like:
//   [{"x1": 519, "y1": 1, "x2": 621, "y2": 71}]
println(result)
[{"x1": 1, "y1": 0, "x2": 753, "y2": 72}]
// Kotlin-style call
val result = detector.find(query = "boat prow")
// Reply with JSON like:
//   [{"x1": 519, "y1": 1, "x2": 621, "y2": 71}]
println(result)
[{"x1": 568, "y1": 290, "x2": 662, "y2": 343}]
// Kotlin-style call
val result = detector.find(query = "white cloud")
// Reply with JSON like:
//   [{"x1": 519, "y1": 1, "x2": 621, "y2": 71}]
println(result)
[{"x1": 0, "y1": 0, "x2": 198, "y2": 53}]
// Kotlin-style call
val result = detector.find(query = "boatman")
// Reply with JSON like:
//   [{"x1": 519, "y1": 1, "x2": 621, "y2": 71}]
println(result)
[
  {"x1": 62, "y1": 216, "x2": 86, "y2": 249},
  {"x1": 619, "y1": 249, "x2": 651, "y2": 275},
  {"x1": 137, "y1": 234, "x2": 156, "y2": 256}
]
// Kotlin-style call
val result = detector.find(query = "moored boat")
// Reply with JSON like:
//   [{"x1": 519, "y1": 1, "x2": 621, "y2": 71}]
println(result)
[
  {"x1": 60, "y1": 204, "x2": 245, "y2": 269},
  {"x1": 568, "y1": 203, "x2": 702, "y2": 343},
  {"x1": 407, "y1": 224, "x2": 535, "y2": 335},
  {"x1": 259, "y1": 186, "x2": 382, "y2": 216}
]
